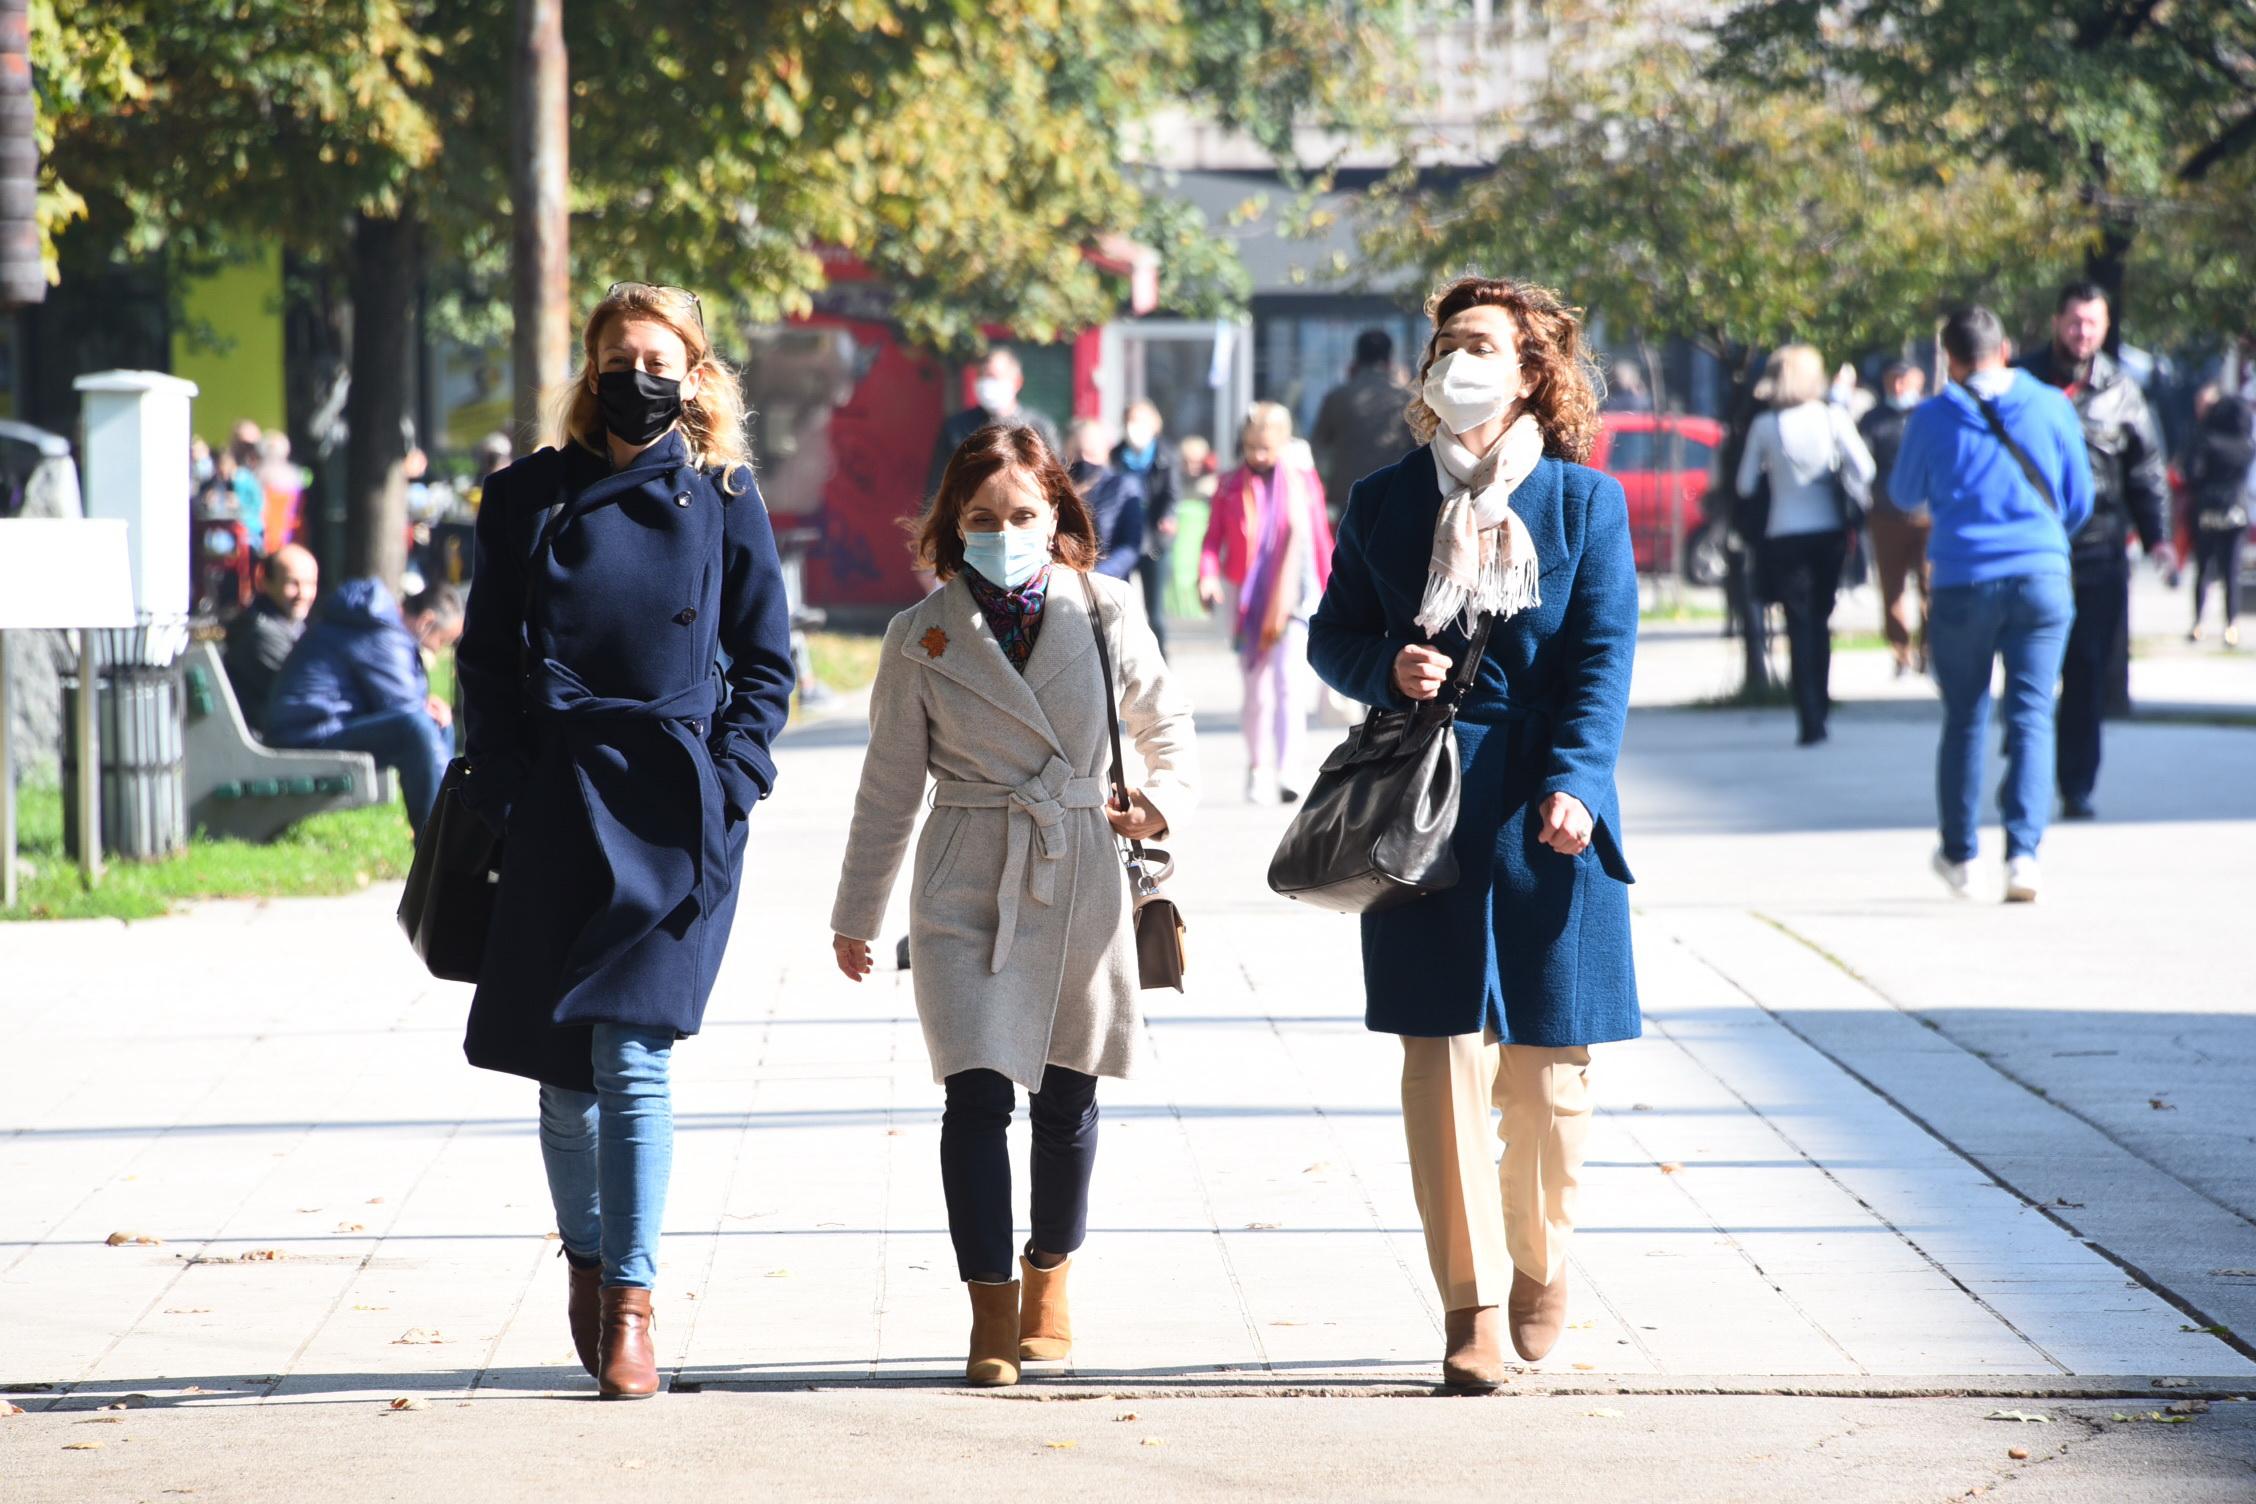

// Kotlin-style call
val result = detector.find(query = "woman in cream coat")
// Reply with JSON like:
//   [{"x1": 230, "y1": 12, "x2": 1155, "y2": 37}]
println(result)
[{"x1": 831, "y1": 422, "x2": 1196, "y2": 1388}]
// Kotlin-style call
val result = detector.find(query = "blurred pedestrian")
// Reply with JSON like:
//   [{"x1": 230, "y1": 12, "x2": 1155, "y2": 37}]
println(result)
[
  {"x1": 1888, "y1": 306, "x2": 2092, "y2": 903},
  {"x1": 227, "y1": 422, "x2": 268, "y2": 555},
  {"x1": 257, "y1": 433, "x2": 303, "y2": 549},
  {"x1": 925, "y1": 346, "x2": 1063, "y2": 501},
  {"x1": 1066, "y1": 416, "x2": 1144, "y2": 582},
  {"x1": 454, "y1": 281, "x2": 796, "y2": 1400},
  {"x1": 1112, "y1": 400, "x2": 1181, "y2": 657},
  {"x1": 1309, "y1": 328, "x2": 1415, "y2": 518},
  {"x1": 830, "y1": 423, "x2": 1196, "y2": 1388},
  {"x1": 221, "y1": 544, "x2": 318, "y2": 730},
  {"x1": 2019, "y1": 282, "x2": 2171, "y2": 819},
  {"x1": 1861, "y1": 359, "x2": 1931, "y2": 674},
  {"x1": 1178, "y1": 434, "x2": 1217, "y2": 500},
  {"x1": 2184, "y1": 388, "x2": 2253, "y2": 646},
  {"x1": 1309, "y1": 275, "x2": 1640, "y2": 1386},
  {"x1": 1199, "y1": 402, "x2": 1334, "y2": 802},
  {"x1": 1733, "y1": 344, "x2": 1876, "y2": 745},
  {"x1": 1603, "y1": 358, "x2": 1652, "y2": 412}
]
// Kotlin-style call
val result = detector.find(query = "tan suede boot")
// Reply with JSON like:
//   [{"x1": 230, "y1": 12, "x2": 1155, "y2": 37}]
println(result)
[
  {"x1": 1018, "y1": 1254, "x2": 1073, "y2": 1361},
  {"x1": 565, "y1": 1257, "x2": 600, "y2": 1378},
  {"x1": 965, "y1": 1279, "x2": 1021, "y2": 1387},
  {"x1": 1508, "y1": 1268, "x2": 1568, "y2": 1362},
  {"x1": 1442, "y1": 1305, "x2": 1507, "y2": 1388},
  {"x1": 597, "y1": 1286, "x2": 659, "y2": 1399}
]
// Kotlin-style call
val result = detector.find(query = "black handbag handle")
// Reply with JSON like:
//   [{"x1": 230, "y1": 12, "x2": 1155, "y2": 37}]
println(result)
[
  {"x1": 1079, "y1": 572, "x2": 1157, "y2": 872},
  {"x1": 1416, "y1": 611, "x2": 1497, "y2": 728}
]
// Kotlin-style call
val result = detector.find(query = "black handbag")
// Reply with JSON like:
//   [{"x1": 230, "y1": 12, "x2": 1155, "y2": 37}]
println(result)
[
  {"x1": 395, "y1": 757, "x2": 504, "y2": 983},
  {"x1": 1081, "y1": 574, "x2": 1187, "y2": 990},
  {"x1": 1267, "y1": 612, "x2": 1495, "y2": 914}
]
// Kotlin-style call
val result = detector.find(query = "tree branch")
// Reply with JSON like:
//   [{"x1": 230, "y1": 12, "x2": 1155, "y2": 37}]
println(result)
[{"x1": 2180, "y1": 103, "x2": 2256, "y2": 181}]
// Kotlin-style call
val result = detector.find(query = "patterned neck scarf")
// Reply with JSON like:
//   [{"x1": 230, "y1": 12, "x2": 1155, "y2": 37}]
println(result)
[{"x1": 965, "y1": 563, "x2": 1052, "y2": 672}]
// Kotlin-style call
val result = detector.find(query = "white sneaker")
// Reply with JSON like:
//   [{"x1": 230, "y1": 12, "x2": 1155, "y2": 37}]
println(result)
[
  {"x1": 1931, "y1": 847, "x2": 1972, "y2": 898},
  {"x1": 2004, "y1": 856, "x2": 2040, "y2": 904}
]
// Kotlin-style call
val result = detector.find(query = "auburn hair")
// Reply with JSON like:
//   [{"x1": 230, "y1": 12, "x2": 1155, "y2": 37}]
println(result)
[
  {"x1": 552, "y1": 283, "x2": 753, "y2": 492},
  {"x1": 914, "y1": 423, "x2": 1098, "y2": 581},
  {"x1": 1406, "y1": 276, "x2": 1603, "y2": 462}
]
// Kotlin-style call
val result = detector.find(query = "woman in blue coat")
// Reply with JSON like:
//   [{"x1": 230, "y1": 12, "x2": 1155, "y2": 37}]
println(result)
[
  {"x1": 1308, "y1": 276, "x2": 1639, "y2": 1388},
  {"x1": 455, "y1": 283, "x2": 796, "y2": 1399}
]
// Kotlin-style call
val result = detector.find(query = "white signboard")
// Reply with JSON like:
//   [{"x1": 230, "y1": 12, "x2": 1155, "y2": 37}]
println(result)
[{"x1": 0, "y1": 519, "x2": 139, "y2": 629}]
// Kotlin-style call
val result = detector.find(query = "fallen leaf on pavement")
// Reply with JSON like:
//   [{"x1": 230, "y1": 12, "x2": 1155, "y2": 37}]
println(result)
[
  {"x1": 1586, "y1": 1408, "x2": 1624, "y2": 1419},
  {"x1": 1985, "y1": 1410, "x2": 2050, "y2": 1423},
  {"x1": 104, "y1": 1395, "x2": 150, "y2": 1409},
  {"x1": 105, "y1": 1232, "x2": 162, "y2": 1247},
  {"x1": 1302, "y1": 1163, "x2": 1332, "y2": 1175},
  {"x1": 1657, "y1": 1163, "x2": 1683, "y2": 1175},
  {"x1": 2149, "y1": 1098, "x2": 2176, "y2": 1110},
  {"x1": 1045, "y1": 1440, "x2": 1078, "y2": 1450},
  {"x1": 1141, "y1": 1438, "x2": 1163, "y2": 1447},
  {"x1": 1572, "y1": 1362, "x2": 1596, "y2": 1371},
  {"x1": 2007, "y1": 1446, "x2": 2029, "y2": 1460},
  {"x1": 1, "y1": 1402, "x2": 23, "y2": 1417},
  {"x1": 2213, "y1": 1269, "x2": 2256, "y2": 1278},
  {"x1": 238, "y1": 1249, "x2": 285, "y2": 1262},
  {"x1": 367, "y1": 1197, "x2": 385, "y2": 1205},
  {"x1": 295, "y1": 1208, "x2": 323, "y2": 1215},
  {"x1": 2051, "y1": 1197, "x2": 2085, "y2": 1209},
  {"x1": 1115, "y1": 1412, "x2": 1138, "y2": 1422},
  {"x1": 62, "y1": 1441, "x2": 103, "y2": 1450},
  {"x1": 765, "y1": 1269, "x2": 792, "y2": 1278},
  {"x1": 1568, "y1": 1320, "x2": 1595, "y2": 1330},
  {"x1": 79, "y1": 1417, "x2": 123, "y2": 1425},
  {"x1": 392, "y1": 1329, "x2": 446, "y2": 1345},
  {"x1": 1243, "y1": 1222, "x2": 1281, "y2": 1230},
  {"x1": 352, "y1": 1305, "x2": 388, "y2": 1312},
  {"x1": 334, "y1": 1223, "x2": 366, "y2": 1234},
  {"x1": 387, "y1": 1397, "x2": 429, "y2": 1412}
]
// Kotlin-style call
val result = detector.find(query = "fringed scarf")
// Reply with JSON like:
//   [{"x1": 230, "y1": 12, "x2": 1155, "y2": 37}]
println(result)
[{"x1": 1416, "y1": 413, "x2": 1546, "y2": 638}]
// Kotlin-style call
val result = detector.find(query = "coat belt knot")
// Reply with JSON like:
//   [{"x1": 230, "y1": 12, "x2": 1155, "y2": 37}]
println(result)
[{"x1": 932, "y1": 755, "x2": 1109, "y2": 974}]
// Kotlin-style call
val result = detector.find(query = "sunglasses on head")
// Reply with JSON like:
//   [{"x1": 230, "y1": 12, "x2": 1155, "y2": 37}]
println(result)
[{"x1": 606, "y1": 281, "x2": 704, "y2": 329}]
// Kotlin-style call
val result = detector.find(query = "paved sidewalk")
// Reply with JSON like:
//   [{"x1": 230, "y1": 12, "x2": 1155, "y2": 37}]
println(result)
[{"x1": 4, "y1": 609, "x2": 2253, "y2": 1498}]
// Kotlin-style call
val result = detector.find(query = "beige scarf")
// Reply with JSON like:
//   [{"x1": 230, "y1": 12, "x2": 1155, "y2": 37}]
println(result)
[{"x1": 1417, "y1": 413, "x2": 1545, "y2": 637}]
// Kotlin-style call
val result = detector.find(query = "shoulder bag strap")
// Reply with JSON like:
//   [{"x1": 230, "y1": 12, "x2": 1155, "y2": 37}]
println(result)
[
  {"x1": 1078, "y1": 571, "x2": 1147, "y2": 864},
  {"x1": 1958, "y1": 383, "x2": 2058, "y2": 514}
]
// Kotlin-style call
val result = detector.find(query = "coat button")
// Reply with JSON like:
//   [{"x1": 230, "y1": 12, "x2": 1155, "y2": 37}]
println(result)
[
  {"x1": 675, "y1": 607, "x2": 697, "y2": 625},
  {"x1": 674, "y1": 492, "x2": 692, "y2": 507}
]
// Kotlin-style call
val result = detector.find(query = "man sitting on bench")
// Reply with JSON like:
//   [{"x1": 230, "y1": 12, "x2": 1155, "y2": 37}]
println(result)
[
  {"x1": 264, "y1": 580, "x2": 462, "y2": 836},
  {"x1": 222, "y1": 544, "x2": 319, "y2": 732}
]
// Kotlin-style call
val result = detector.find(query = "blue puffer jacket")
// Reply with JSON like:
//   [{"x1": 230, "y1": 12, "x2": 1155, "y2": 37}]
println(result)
[{"x1": 263, "y1": 577, "x2": 428, "y2": 744}]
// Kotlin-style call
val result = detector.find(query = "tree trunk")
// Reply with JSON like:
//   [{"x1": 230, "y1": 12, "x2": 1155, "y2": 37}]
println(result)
[
  {"x1": 282, "y1": 249, "x2": 351, "y2": 576},
  {"x1": 343, "y1": 209, "x2": 419, "y2": 590},
  {"x1": 511, "y1": 0, "x2": 570, "y2": 450}
]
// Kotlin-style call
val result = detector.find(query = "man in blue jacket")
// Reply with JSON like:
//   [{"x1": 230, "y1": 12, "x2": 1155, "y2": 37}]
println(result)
[
  {"x1": 264, "y1": 579, "x2": 463, "y2": 835},
  {"x1": 1887, "y1": 306, "x2": 2094, "y2": 904},
  {"x1": 1066, "y1": 417, "x2": 1146, "y2": 583}
]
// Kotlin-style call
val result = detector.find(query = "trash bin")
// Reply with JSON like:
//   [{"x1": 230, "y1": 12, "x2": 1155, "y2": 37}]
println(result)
[{"x1": 61, "y1": 622, "x2": 189, "y2": 863}]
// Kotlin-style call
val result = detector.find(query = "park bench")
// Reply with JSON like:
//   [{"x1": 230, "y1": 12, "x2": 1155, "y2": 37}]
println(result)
[{"x1": 180, "y1": 639, "x2": 394, "y2": 842}]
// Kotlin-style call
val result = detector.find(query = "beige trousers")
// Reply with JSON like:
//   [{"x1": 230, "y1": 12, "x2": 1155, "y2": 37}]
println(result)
[{"x1": 1400, "y1": 1031, "x2": 1593, "y2": 1310}]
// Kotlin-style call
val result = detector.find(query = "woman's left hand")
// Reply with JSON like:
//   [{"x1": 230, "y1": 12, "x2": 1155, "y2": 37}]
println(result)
[
  {"x1": 1536, "y1": 792, "x2": 1593, "y2": 856},
  {"x1": 1107, "y1": 787, "x2": 1167, "y2": 840}
]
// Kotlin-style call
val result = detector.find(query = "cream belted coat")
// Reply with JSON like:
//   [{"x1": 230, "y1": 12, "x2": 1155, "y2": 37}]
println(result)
[{"x1": 830, "y1": 570, "x2": 1196, "y2": 1089}]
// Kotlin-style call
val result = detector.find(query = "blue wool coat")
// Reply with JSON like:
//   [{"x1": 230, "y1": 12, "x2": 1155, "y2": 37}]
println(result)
[
  {"x1": 1307, "y1": 448, "x2": 1641, "y2": 1046},
  {"x1": 454, "y1": 432, "x2": 796, "y2": 1091}
]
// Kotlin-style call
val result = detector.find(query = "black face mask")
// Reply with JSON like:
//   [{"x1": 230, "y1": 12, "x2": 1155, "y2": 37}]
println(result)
[{"x1": 596, "y1": 370, "x2": 684, "y2": 445}]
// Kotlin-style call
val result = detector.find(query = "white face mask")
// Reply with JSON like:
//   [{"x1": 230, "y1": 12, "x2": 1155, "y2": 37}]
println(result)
[
  {"x1": 974, "y1": 376, "x2": 1016, "y2": 415},
  {"x1": 1422, "y1": 348, "x2": 1524, "y2": 435}
]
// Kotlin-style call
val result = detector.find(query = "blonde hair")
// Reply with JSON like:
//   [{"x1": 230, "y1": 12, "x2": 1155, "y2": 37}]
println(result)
[
  {"x1": 1405, "y1": 276, "x2": 1602, "y2": 462},
  {"x1": 1760, "y1": 344, "x2": 1829, "y2": 409},
  {"x1": 552, "y1": 283, "x2": 752, "y2": 491},
  {"x1": 1242, "y1": 400, "x2": 1294, "y2": 443}
]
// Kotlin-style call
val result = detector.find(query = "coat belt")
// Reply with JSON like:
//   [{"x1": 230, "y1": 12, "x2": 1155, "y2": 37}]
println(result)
[{"x1": 931, "y1": 755, "x2": 1109, "y2": 974}]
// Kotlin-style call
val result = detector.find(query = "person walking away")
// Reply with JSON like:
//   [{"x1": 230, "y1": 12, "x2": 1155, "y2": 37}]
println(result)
[
  {"x1": 1733, "y1": 344, "x2": 1877, "y2": 745},
  {"x1": 227, "y1": 423, "x2": 268, "y2": 557},
  {"x1": 1860, "y1": 360, "x2": 1931, "y2": 675},
  {"x1": 222, "y1": 544, "x2": 319, "y2": 730},
  {"x1": 1066, "y1": 417, "x2": 1145, "y2": 582},
  {"x1": 2018, "y1": 283, "x2": 2170, "y2": 819},
  {"x1": 1112, "y1": 400, "x2": 1181, "y2": 658},
  {"x1": 925, "y1": 346, "x2": 1064, "y2": 501},
  {"x1": 831, "y1": 423, "x2": 1196, "y2": 1387},
  {"x1": 1308, "y1": 275, "x2": 1640, "y2": 1386},
  {"x1": 2184, "y1": 389, "x2": 2254, "y2": 645},
  {"x1": 453, "y1": 282, "x2": 796, "y2": 1398},
  {"x1": 1887, "y1": 306, "x2": 2092, "y2": 903},
  {"x1": 264, "y1": 580, "x2": 461, "y2": 833},
  {"x1": 1198, "y1": 402, "x2": 1335, "y2": 802},
  {"x1": 1309, "y1": 329, "x2": 1415, "y2": 522}
]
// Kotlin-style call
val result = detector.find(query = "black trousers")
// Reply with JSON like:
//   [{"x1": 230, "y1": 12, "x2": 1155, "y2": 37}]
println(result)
[
  {"x1": 940, "y1": 1064, "x2": 1100, "y2": 1283},
  {"x1": 1136, "y1": 549, "x2": 1172, "y2": 660},
  {"x1": 2193, "y1": 529, "x2": 2245, "y2": 626},
  {"x1": 1760, "y1": 529, "x2": 1847, "y2": 742},
  {"x1": 2058, "y1": 572, "x2": 2125, "y2": 806}
]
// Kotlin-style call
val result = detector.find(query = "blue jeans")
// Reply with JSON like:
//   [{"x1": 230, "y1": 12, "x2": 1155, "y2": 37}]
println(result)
[
  {"x1": 537, "y1": 1024, "x2": 676, "y2": 1288},
  {"x1": 1928, "y1": 572, "x2": 2075, "y2": 862},
  {"x1": 300, "y1": 707, "x2": 449, "y2": 835}
]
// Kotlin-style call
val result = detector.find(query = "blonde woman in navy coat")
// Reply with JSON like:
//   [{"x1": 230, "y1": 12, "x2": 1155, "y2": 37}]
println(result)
[
  {"x1": 1308, "y1": 276, "x2": 1639, "y2": 1389},
  {"x1": 456, "y1": 283, "x2": 795, "y2": 1399}
]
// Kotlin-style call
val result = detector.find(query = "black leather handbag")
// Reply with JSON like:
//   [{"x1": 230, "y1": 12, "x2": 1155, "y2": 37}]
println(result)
[
  {"x1": 1267, "y1": 613, "x2": 1494, "y2": 914},
  {"x1": 395, "y1": 757, "x2": 504, "y2": 983},
  {"x1": 1082, "y1": 574, "x2": 1188, "y2": 990}
]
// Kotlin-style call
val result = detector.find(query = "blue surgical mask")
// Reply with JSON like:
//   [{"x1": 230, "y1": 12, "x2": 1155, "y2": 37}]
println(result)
[{"x1": 961, "y1": 529, "x2": 1051, "y2": 590}]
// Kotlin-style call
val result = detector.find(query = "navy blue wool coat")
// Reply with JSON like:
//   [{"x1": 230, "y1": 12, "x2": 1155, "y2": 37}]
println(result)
[
  {"x1": 1308, "y1": 448, "x2": 1641, "y2": 1046},
  {"x1": 455, "y1": 431, "x2": 796, "y2": 1090}
]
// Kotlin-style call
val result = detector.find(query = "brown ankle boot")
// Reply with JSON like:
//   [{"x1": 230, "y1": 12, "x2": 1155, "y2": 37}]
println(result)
[
  {"x1": 1508, "y1": 1268, "x2": 1568, "y2": 1362},
  {"x1": 597, "y1": 1285, "x2": 659, "y2": 1399},
  {"x1": 566, "y1": 1257, "x2": 600, "y2": 1377},
  {"x1": 1442, "y1": 1305, "x2": 1507, "y2": 1388},
  {"x1": 964, "y1": 1280, "x2": 1021, "y2": 1387},
  {"x1": 1018, "y1": 1254, "x2": 1072, "y2": 1361}
]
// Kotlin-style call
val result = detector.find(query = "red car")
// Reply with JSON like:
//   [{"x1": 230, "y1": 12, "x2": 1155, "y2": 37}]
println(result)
[{"x1": 1591, "y1": 413, "x2": 1727, "y2": 585}]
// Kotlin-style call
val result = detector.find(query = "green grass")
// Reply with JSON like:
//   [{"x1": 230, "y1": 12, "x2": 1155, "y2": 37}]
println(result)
[
  {"x1": 2, "y1": 778, "x2": 414, "y2": 923},
  {"x1": 805, "y1": 631, "x2": 885, "y2": 698}
]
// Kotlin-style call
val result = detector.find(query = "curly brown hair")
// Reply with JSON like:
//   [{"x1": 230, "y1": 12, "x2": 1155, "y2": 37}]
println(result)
[
  {"x1": 913, "y1": 423, "x2": 1098, "y2": 581},
  {"x1": 1405, "y1": 276, "x2": 1603, "y2": 463}
]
